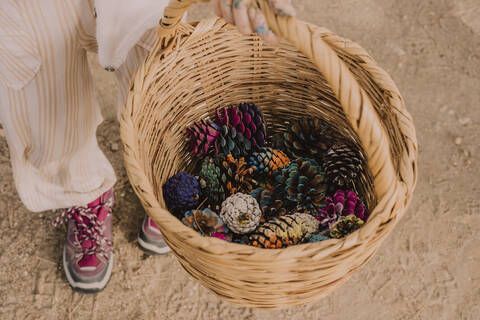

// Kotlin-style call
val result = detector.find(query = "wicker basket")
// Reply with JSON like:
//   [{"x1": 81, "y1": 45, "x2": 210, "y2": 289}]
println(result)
[{"x1": 120, "y1": 0, "x2": 418, "y2": 309}]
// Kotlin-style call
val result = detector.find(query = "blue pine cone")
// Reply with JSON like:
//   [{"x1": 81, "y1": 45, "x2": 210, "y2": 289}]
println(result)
[{"x1": 162, "y1": 172, "x2": 201, "y2": 217}]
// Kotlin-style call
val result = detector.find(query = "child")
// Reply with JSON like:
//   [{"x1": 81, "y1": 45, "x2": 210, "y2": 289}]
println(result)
[{"x1": 0, "y1": 0, "x2": 293, "y2": 292}]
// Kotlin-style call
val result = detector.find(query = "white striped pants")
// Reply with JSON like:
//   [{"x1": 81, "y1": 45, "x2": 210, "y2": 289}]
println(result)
[{"x1": 0, "y1": 0, "x2": 151, "y2": 212}]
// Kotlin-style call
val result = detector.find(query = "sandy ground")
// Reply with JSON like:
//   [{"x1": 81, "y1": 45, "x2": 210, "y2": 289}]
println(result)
[{"x1": 1, "y1": 0, "x2": 480, "y2": 319}]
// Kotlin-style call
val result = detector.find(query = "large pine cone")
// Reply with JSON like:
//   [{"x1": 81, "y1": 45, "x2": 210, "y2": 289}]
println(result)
[
  {"x1": 249, "y1": 214, "x2": 307, "y2": 248},
  {"x1": 330, "y1": 214, "x2": 364, "y2": 239},
  {"x1": 186, "y1": 102, "x2": 267, "y2": 158},
  {"x1": 248, "y1": 147, "x2": 290, "y2": 176},
  {"x1": 216, "y1": 103, "x2": 266, "y2": 155},
  {"x1": 281, "y1": 118, "x2": 339, "y2": 161},
  {"x1": 220, "y1": 193, "x2": 262, "y2": 234},
  {"x1": 323, "y1": 143, "x2": 365, "y2": 193},
  {"x1": 275, "y1": 158, "x2": 327, "y2": 214},
  {"x1": 162, "y1": 172, "x2": 201, "y2": 218},
  {"x1": 215, "y1": 125, "x2": 253, "y2": 158}
]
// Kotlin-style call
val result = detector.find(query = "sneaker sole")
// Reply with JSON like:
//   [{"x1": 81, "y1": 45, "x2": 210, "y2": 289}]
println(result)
[
  {"x1": 137, "y1": 236, "x2": 171, "y2": 255},
  {"x1": 63, "y1": 247, "x2": 114, "y2": 293}
]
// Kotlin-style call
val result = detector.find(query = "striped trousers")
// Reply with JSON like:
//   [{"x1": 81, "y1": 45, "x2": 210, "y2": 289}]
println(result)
[{"x1": 0, "y1": 0, "x2": 154, "y2": 212}]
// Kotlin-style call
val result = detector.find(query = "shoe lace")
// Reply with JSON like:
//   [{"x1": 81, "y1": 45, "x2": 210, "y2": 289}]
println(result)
[{"x1": 52, "y1": 197, "x2": 113, "y2": 259}]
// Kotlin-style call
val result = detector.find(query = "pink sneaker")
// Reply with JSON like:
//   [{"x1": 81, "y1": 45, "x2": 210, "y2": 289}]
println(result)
[
  {"x1": 137, "y1": 215, "x2": 171, "y2": 255},
  {"x1": 52, "y1": 189, "x2": 114, "y2": 292}
]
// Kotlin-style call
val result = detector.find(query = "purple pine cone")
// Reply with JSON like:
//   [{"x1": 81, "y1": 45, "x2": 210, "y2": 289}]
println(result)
[
  {"x1": 316, "y1": 201, "x2": 339, "y2": 228},
  {"x1": 215, "y1": 103, "x2": 266, "y2": 150},
  {"x1": 186, "y1": 120, "x2": 221, "y2": 155},
  {"x1": 316, "y1": 190, "x2": 368, "y2": 228},
  {"x1": 238, "y1": 103, "x2": 266, "y2": 147},
  {"x1": 162, "y1": 172, "x2": 201, "y2": 217}
]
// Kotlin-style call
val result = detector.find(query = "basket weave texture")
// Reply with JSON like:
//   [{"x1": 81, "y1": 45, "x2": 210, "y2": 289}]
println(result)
[{"x1": 120, "y1": 0, "x2": 418, "y2": 309}]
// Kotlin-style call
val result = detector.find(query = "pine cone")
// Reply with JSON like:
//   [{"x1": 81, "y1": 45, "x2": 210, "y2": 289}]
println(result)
[
  {"x1": 221, "y1": 154, "x2": 256, "y2": 195},
  {"x1": 182, "y1": 209, "x2": 228, "y2": 236},
  {"x1": 216, "y1": 103, "x2": 266, "y2": 155},
  {"x1": 186, "y1": 119, "x2": 253, "y2": 157},
  {"x1": 323, "y1": 143, "x2": 365, "y2": 192},
  {"x1": 220, "y1": 193, "x2": 262, "y2": 234},
  {"x1": 275, "y1": 158, "x2": 327, "y2": 213},
  {"x1": 248, "y1": 147, "x2": 290, "y2": 176},
  {"x1": 335, "y1": 190, "x2": 368, "y2": 220},
  {"x1": 330, "y1": 214, "x2": 364, "y2": 239},
  {"x1": 249, "y1": 214, "x2": 306, "y2": 248},
  {"x1": 162, "y1": 172, "x2": 201, "y2": 218},
  {"x1": 198, "y1": 157, "x2": 225, "y2": 206},
  {"x1": 251, "y1": 187, "x2": 288, "y2": 222},
  {"x1": 198, "y1": 154, "x2": 256, "y2": 207},
  {"x1": 315, "y1": 200, "x2": 340, "y2": 229},
  {"x1": 317, "y1": 190, "x2": 367, "y2": 229},
  {"x1": 293, "y1": 213, "x2": 320, "y2": 238},
  {"x1": 281, "y1": 118, "x2": 339, "y2": 161},
  {"x1": 186, "y1": 120, "x2": 222, "y2": 155},
  {"x1": 215, "y1": 125, "x2": 253, "y2": 158}
]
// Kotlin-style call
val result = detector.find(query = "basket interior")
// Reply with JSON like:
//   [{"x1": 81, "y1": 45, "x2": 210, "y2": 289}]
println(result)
[{"x1": 132, "y1": 22, "x2": 378, "y2": 215}]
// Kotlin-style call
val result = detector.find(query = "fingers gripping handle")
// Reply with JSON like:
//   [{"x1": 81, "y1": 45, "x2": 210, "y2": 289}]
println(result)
[
  {"x1": 158, "y1": 0, "x2": 200, "y2": 38},
  {"x1": 158, "y1": 0, "x2": 279, "y2": 38}
]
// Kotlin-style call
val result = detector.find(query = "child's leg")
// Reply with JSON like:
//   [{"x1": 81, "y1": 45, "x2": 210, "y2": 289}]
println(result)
[
  {"x1": 113, "y1": 31, "x2": 172, "y2": 255},
  {"x1": 0, "y1": 1, "x2": 115, "y2": 212}
]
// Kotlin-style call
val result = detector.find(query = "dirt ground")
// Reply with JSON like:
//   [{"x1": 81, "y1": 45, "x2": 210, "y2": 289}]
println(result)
[{"x1": 1, "y1": 0, "x2": 479, "y2": 319}]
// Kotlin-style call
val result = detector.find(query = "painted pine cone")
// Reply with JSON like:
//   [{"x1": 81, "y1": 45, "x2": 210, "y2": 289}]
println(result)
[
  {"x1": 198, "y1": 157, "x2": 225, "y2": 206},
  {"x1": 330, "y1": 214, "x2": 365, "y2": 239},
  {"x1": 275, "y1": 158, "x2": 327, "y2": 213},
  {"x1": 186, "y1": 120, "x2": 221, "y2": 155},
  {"x1": 317, "y1": 190, "x2": 367, "y2": 229},
  {"x1": 323, "y1": 143, "x2": 365, "y2": 192},
  {"x1": 216, "y1": 103, "x2": 266, "y2": 154},
  {"x1": 251, "y1": 187, "x2": 288, "y2": 221},
  {"x1": 182, "y1": 209, "x2": 229, "y2": 236},
  {"x1": 293, "y1": 213, "x2": 320, "y2": 238},
  {"x1": 220, "y1": 193, "x2": 261, "y2": 234},
  {"x1": 215, "y1": 125, "x2": 253, "y2": 158},
  {"x1": 281, "y1": 117, "x2": 339, "y2": 161},
  {"x1": 315, "y1": 201, "x2": 340, "y2": 229},
  {"x1": 221, "y1": 154, "x2": 256, "y2": 195},
  {"x1": 162, "y1": 172, "x2": 201, "y2": 218},
  {"x1": 199, "y1": 155, "x2": 257, "y2": 208},
  {"x1": 249, "y1": 214, "x2": 306, "y2": 249},
  {"x1": 248, "y1": 147, "x2": 290, "y2": 176}
]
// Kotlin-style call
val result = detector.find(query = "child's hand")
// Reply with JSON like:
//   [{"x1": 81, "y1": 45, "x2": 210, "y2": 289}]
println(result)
[{"x1": 212, "y1": 0, "x2": 295, "y2": 44}]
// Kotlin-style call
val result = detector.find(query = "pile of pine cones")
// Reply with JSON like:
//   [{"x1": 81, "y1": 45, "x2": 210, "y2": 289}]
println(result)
[{"x1": 162, "y1": 103, "x2": 370, "y2": 249}]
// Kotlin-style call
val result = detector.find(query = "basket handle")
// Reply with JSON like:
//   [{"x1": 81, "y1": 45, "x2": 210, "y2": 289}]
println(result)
[{"x1": 156, "y1": 0, "x2": 402, "y2": 200}]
